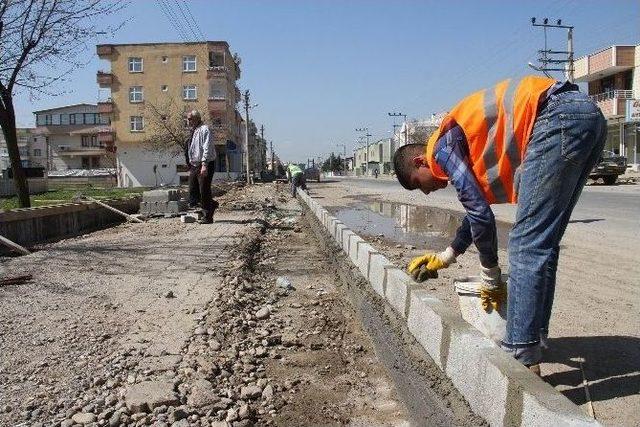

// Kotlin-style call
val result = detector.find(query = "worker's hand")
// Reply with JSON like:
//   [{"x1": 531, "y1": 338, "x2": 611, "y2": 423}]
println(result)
[
  {"x1": 407, "y1": 247, "x2": 456, "y2": 282},
  {"x1": 200, "y1": 163, "x2": 207, "y2": 175},
  {"x1": 480, "y1": 265, "x2": 507, "y2": 312}
]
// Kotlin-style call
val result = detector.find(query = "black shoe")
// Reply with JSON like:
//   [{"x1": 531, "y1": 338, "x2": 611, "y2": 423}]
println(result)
[{"x1": 198, "y1": 217, "x2": 213, "y2": 224}]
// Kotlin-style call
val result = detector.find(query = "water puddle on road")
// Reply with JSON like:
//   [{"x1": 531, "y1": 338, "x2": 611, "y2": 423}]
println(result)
[{"x1": 331, "y1": 200, "x2": 464, "y2": 249}]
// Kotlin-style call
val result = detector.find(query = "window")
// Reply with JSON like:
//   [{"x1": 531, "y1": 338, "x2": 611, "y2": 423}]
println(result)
[
  {"x1": 33, "y1": 149, "x2": 42, "y2": 157},
  {"x1": 44, "y1": 114, "x2": 52, "y2": 125},
  {"x1": 82, "y1": 135, "x2": 90, "y2": 147},
  {"x1": 82, "y1": 157, "x2": 90, "y2": 169},
  {"x1": 209, "y1": 81, "x2": 226, "y2": 100},
  {"x1": 60, "y1": 114, "x2": 69, "y2": 125},
  {"x1": 84, "y1": 113, "x2": 96, "y2": 125},
  {"x1": 161, "y1": 85, "x2": 168, "y2": 92},
  {"x1": 183, "y1": 85, "x2": 197, "y2": 100},
  {"x1": 183, "y1": 55, "x2": 197, "y2": 72},
  {"x1": 70, "y1": 114, "x2": 76, "y2": 125},
  {"x1": 91, "y1": 135, "x2": 99, "y2": 147},
  {"x1": 130, "y1": 116, "x2": 144, "y2": 132},
  {"x1": 128, "y1": 57, "x2": 143, "y2": 73},
  {"x1": 129, "y1": 86, "x2": 143, "y2": 103},
  {"x1": 209, "y1": 52, "x2": 224, "y2": 67}
]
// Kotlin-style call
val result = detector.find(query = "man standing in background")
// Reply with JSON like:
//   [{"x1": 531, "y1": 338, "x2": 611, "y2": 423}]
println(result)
[{"x1": 187, "y1": 110, "x2": 218, "y2": 224}]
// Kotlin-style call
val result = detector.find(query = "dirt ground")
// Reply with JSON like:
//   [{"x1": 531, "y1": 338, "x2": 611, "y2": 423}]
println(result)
[
  {"x1": 0, "y1": 182, "x2": 480, "y2": 427},
  {"x1": 309, "y1": 179, "x2": 640, "y2": 426}
]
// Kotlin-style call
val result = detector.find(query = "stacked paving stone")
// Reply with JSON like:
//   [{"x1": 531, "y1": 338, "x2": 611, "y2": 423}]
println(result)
[{"x1": 140, "y1": 189, "x2": 188, "y2": 215}]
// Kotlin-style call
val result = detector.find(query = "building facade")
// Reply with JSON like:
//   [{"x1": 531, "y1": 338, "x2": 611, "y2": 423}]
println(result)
[
  {"x1": 353, "y1": 138, "x2": 395, "y2": 176},
  {"x1": 575, "y1": 44, "x2": 640, "y2": 169},
  {"x1": 96, "y1": 41, "x2": 243, "y2": 187},
  {"x1": 0, "y1": 128, "x2": 44, "y2": 171},
  {"x1": 31, "y1": 104, "x2": 111, "y2": 171}
]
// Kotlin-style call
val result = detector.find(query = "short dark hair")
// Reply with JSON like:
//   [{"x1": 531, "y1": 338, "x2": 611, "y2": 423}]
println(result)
[{"x1": 393, "y1": 143, "x2": 427, "y2": 190}]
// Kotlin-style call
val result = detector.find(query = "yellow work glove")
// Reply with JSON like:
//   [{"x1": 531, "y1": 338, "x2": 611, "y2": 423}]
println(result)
[
  {"x1": 407, "y1": 247, "x2": 456, "y2": 282},
  {"x1": 480, "y1": 265, "x2": 507, "y2": 312}
]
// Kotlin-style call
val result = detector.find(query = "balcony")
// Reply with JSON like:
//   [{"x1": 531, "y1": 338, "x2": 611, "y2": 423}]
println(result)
[
  {"x1": 97, "y1": 100, "x2": 113, "y2": 114},
  {"x1": 96, "y1": 71, "x2": 113, "y2": 88},
  {"x1": 591, "y1": 90, "x2": 633, "y2": 118},
  {"x1": 575, "y1": 45, "x2": 636, "y2": 82},
  {"x1": 96, "y1": 44, "x2": 113, "y2": 58},
  {"x1": 97, "y1": 129, "x2": 115, "y2": 145},
  {"x1": 207, "y1": 66, "x2": 229, "y2": 79},
  {"x1": 208, "y1": 98, "x2": 227, "y2": 112}
]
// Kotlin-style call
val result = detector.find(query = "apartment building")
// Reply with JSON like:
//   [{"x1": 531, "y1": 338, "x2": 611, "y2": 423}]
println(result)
[
  {"x1": 29, "y1": 104, "x2": 112, "y2": 171},
  {"x1": 96, "y1": 41, "x2": 243, "y2": 187},
  {"x1": 353, "y1": 138, "x2": 395, "y2": 176},
  {"x1": 575, "y1": 44, "x2": 640, "y2": 168},
  {"x1": 0, "y1": 128, "x2": 44, "y2": 171}
]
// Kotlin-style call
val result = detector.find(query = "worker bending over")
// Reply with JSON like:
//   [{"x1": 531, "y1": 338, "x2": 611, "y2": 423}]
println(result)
[
  {"x1": 393, "y1": 76, "x2": 606, "y2": 372},
  {"x1": 287, "y1": 163, "x2": 307, "y2": 197}
]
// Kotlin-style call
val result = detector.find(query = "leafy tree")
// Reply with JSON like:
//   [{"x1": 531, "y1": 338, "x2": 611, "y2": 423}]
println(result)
[
  {"x1": 0, "y1": 0, "x2": 123, "y2": 207},
  {"x1": 321, "y1": 153, "x2": 344, "y2": 172}
]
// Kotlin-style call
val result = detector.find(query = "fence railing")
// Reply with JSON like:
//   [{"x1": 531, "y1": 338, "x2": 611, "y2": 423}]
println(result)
[{"x1": 591, "y1": 90, "x2": 634, "y2": 102}]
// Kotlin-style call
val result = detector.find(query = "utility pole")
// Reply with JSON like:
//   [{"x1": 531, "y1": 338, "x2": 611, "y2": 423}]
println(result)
[
  {"x1": 243, "y1": 90, "x2": 251, "y2": 184},
  {"x1": 356, "y1": 127, "x2": 371, "y2": 175},
  {"x1": 530, "y1": 18, "x2": 574, "y2": 82},
  {"x1": 242, "y1": 90, "x2": 259, "y2": 183},
  {"x1": 260, "y1": 124, "x2": 265, "y2": 173},
  {"x1": 269, "y1": 140, "x2": 274, "y2": 175},
  {"x1": 388, "y1": 112, "x2": 408, "y2": 145}
]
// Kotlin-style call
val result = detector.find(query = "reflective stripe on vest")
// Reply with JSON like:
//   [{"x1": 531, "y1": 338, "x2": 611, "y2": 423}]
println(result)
[{"x1": 426, "y1": 75, "x2": 556, "y2": 204}]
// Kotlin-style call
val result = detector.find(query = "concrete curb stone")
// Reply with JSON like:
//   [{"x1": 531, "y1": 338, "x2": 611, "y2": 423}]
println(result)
[{"x1": 297, "y1": 190, "x2": 599, "y2": 427}]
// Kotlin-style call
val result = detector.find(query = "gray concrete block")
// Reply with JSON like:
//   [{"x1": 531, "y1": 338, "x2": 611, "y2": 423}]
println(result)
[
  {"x1": 335, "y1": 223, "x2": 347, "y2": 245},
  {"x1": 356, "y1": 242, "x2": 378, "y2": 279},
  {"x1": 368, "y1": 253, "x2": 392, "y2": 297},
  {"x1": 327, "y1": 216, "x2": 337, "y2": 234},
  {"x1": 348, "y1": 234, "x2": 364, "y2": 264},
  {"x1": 384, "y1": 268, "x2": 411, "y2": 318},
  {"x1": 142, "y1": 189, "x2": 180, "y2": 203},
  {"x1": 445, "y1": 324, "x2": 499, "y2": 418},
  {"x1": 407, "y1": 290, "x2": 468, "y2": 369},
  {"x1": 341, "y1": 229, "x2": 355, "y2": 253},
  {"x1": 520, "y1": 376, "x2": 600, "y2": 426}
]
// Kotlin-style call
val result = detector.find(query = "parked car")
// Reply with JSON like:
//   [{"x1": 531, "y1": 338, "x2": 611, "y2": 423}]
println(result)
[
  {"x1": 589, "y1": 150, "x2": 626, "y2": 185},
  {"x1": 304, "y1": 166, "x2": 321, "y2": 183}
]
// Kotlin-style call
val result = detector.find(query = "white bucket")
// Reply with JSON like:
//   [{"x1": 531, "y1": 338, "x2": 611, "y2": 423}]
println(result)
[{"x1": 453, "y1": 276, "x2": 507, "y2": 343}]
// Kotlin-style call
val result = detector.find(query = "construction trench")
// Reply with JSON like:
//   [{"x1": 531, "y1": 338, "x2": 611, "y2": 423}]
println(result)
[
  {"x1": 0, "y1": 182, "x2": 484, "y2": 427},
  {"x1": 0, "y1": 180, "x2": 626, "y2": 426}
]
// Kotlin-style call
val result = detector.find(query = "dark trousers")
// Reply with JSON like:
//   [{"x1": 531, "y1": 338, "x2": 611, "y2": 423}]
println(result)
[
  {"x1": 188, "y1": 161, "x2": 218, "y2": 220},
  {"x1": 291, "y1": 173, "x2": 307, "y2": 197}
]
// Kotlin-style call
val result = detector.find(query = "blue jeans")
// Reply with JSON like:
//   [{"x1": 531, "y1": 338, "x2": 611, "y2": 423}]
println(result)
[{"x1": 503, "y1": 89, "x2": 606, "y2": 348}]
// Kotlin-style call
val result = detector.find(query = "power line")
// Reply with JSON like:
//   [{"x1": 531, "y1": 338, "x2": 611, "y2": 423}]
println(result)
[
  {"x1": 180, "y1": 0, "x2": 206, "y2": 41},
  {"x1": 156, "y1": 0, "x2": 189, "y2": 42},
  {"x1": 171, "y1": 0, "x2": 203, "y2": 42}
]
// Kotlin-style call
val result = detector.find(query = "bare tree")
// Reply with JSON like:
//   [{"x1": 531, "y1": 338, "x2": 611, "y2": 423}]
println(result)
[
  {"x1": 142, "y1": 99, "x2": 191, "y2": 164},
  {"x1": 408, "y1": 127, "x2": 436, "y2": 145},
  {"x1": 0, "y1": 0, "x2": 124, "y2": 207}
]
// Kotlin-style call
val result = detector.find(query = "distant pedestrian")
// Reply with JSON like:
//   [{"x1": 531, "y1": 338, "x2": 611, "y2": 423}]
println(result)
[
  {"x1": 187, "y1": 110, "x2": 218, "y2": 224},
  {"x1": 286, "y1": 163, "x2": 307, "y2": 197},
  {"x1": 392, "y1": 76, "x2": 606, "y2": 374},
  {"x1": 374, "y1": 168, "x2": 379, "y2": 179}
]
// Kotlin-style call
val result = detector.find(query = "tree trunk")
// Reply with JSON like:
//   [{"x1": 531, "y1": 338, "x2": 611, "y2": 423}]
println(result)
[{"x1": 0, "y1": 101, "x2": 31, "y2": 208}]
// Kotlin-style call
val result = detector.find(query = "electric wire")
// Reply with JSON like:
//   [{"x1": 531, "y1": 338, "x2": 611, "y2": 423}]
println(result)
[
  {"x1": 170, "y1": 0, "x2": 203, "y2": 42},
  {"x1": 179, "y1": 0, "x2": 206, "y2": 41},
  {"x1": 156, "y1": 0, "x2": 189, "y2": 42}
]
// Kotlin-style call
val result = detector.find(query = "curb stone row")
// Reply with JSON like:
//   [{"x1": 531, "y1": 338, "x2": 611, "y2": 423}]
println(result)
[{"x1": 297, "y1": 189, "x2": 599, "y2": 427}]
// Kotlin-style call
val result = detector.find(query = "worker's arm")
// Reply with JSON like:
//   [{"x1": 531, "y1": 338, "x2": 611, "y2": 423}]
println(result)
[
  {"x1": 433, "y1": 125, "x2": 498, "y2": 268},
  {"x1": 200, "y1": 126, "x2": 212, "y2": 163}
]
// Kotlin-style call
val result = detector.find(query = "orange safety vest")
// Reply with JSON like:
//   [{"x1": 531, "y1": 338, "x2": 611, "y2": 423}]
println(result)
[{"x1": 426, "y1": 75, "x2": 556, "y2": 204}]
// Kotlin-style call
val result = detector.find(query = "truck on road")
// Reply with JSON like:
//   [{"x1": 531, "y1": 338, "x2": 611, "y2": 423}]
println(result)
[{"x1": 589, "y1": 150, "x2": 627, "y2": 185}]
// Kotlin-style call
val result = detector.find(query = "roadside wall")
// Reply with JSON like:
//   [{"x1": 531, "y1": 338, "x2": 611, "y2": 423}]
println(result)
[
  {"x1": 0, "y1": 178, "x2": 48, "y2": 197},
  {"x1": 0, "y1": 197, "x2": 140, "y2": 252},
  {"x1": 297, "y1": 189, "x2": 600, "y2": 427}
]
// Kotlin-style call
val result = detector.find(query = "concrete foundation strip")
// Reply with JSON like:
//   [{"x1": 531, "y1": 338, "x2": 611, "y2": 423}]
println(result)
[{"x1": 298, "y1": 190, "x2": 599, "y2": 427}]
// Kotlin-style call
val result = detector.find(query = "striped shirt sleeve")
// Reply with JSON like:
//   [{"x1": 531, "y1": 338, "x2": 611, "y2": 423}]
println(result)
[{"x1": 433, "y1": 125, "x2": 499, "y2": 268}]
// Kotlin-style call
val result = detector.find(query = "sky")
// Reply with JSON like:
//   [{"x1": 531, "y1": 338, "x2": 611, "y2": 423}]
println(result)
[{"x1": 12, "y1": 0, "x2": 640, "y2": 162}]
